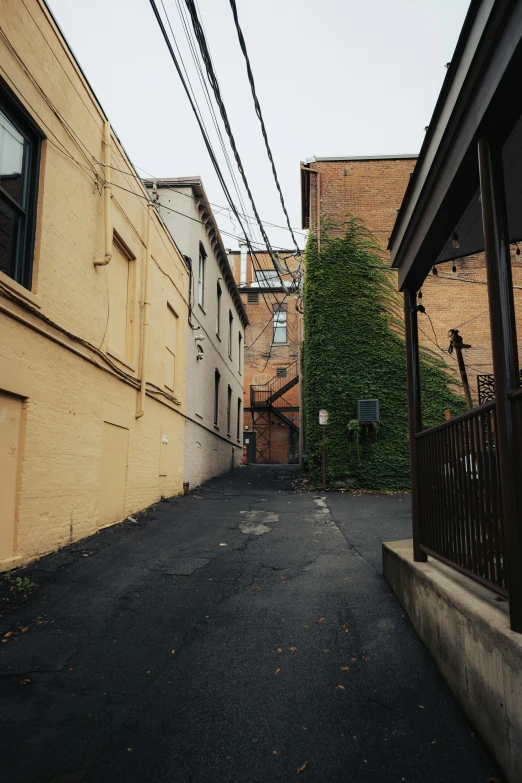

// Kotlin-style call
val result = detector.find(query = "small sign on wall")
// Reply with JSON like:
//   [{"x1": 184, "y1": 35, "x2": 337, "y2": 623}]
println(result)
[{"x1": 319, "y1": 409, "x2": 328, "y2": 425}]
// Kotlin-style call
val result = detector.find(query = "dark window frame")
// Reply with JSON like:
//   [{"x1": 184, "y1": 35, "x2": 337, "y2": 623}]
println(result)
[
  {"x1": 216, "y1": 281, "x2": 222, "y2": 336},
  {"x1": 0, "y1": 79, "x2": 42, "y2": 291},
  {"x1": 227, "y1": 385, "x2": 232, "y2": 435},
  {"x1": 214, "y1": 369, "x2": 220, "y2": 426},
  {"x1": 198, "y1": 243, "x2": 206, "y2": 308},
  {"x1": 236, "y1": 397, "x2": 241, "y2": 441},
  {"x1": 228, "y1": 310, "x2": 233, "y2": 358}
]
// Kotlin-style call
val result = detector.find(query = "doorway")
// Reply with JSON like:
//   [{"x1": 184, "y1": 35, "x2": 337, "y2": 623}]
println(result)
[
  {"x1": 0, "y1": 392, "x2": 23, "y2": 562},
  {"x1": 243, "y1": 431, "x2": 256, "y2": 463}
]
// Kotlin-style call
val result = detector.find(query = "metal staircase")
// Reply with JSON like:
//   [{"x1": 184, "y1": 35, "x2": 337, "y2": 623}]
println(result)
[{"x1": 250, "y1": 361, "x2": 299, "y2": 463}]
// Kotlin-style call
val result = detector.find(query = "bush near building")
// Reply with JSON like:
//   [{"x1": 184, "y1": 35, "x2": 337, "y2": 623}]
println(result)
[{"x1": 303, "y1": 219, "x2": 467, "y2": 490}]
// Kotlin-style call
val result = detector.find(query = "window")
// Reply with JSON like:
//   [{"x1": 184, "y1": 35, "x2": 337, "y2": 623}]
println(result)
[
  {"x1": 214, "y1": 370, "x2": 220, "y2": 425},
  {"x1": 107, "y1": 232, "x2": 136, "y2": 364},
  {"x1": 247, "y1": 290, "x2": 259, "y2": 303},
  {"x1": 255, "y1": 269, "x2": 279, "y2": 288},
  {"x1": 227, "y1": 385, "x2": 232, "y2": 435},
  {"x1": 276, "y1": 367, "x2": 288, "y2": 378},
  {"x1": 0, "y1": 89, "x2": 41, "y2": 290},
  {"x1": 238, "y1": 332, "x2": 242, "y2": 374},
  {"x1": 216, "y1": 282, "x2": 222, "y2": 336},
  {"x1": 198, "y1": 243, "x2": 206, "y2": 307},
  {"x1": 228, "y1": 310, "x2": 233, "y2": 358},
  {"x1": 237, "y1": 397, "x2": 241, "y2": 440},
  {"x1": 273, "y1": 303, "x2": 287, "y2": 344},
  {"x1": 164, "y1": 304, "x2": 178, "y2": 391}
]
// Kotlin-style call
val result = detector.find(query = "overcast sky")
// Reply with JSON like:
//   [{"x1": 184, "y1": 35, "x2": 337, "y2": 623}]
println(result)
[{"x1": 48, "y1": 0, "x2": 470, "y2": 251}]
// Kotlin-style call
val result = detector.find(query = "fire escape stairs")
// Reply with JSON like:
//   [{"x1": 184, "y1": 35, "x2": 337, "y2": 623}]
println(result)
[{"x1": 250, "y1": 360, "x2": 300, "y2": 433}]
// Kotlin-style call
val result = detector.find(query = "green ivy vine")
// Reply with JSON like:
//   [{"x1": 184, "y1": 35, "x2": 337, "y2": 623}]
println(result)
[{"x1": 303, "y1": 218, "x2": 467, "y2": 490}]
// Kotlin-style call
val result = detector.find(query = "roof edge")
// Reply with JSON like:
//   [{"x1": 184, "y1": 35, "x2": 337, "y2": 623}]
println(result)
[{"x1": 304, "y1": 154, "x2": 418, "y2": 163}]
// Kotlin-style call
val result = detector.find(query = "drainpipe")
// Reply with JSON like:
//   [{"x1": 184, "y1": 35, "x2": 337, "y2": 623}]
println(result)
[
  {"x1": 313, "y1": 169, "x2": 321, "y2": 253},
  {"x1": 136, "y1": 202, "x2": 153, "y2": 418},
  {"x1": 94, "y1": 120, "x2": 113, "y2": 266}
]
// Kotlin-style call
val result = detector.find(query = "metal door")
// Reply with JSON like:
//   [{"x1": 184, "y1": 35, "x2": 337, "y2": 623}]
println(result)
[{"x1": 243, "y1": 431, "x2": 256, "y2": 463}]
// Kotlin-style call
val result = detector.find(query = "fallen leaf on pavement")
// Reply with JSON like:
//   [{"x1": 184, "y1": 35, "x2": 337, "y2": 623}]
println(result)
[
  {"x1": 362, "y1": 656, "x2": 368, "y2": 661},
  {"x1": 21, "y1": 679, "x2": 31, "y2": 685},
  {"x1": 314, "y1": 617, "x2": 325, "y2": 624},
  {"x1": 302, "y1": 725, "x2": 307, "y2": 730},
  {"x1": 431, "y1": 740, "x2": 436, "y2": 745},
  {"x1": 297, "y1": 761, "x2": 308, "y2": 773},
  {"x1": 219, "y1": 543, "x2": 228, "y2": 547},
  {"x1": 274, "y1": 668, "x2": 281, "y2": 675},
  {"x1": 253, "y1": 586, "x2": 260, "y2": 591},
  {"x1": 18, "y1": 626, "x2": 28, "y2": 633},
  {"x1": 342, "y1": 624, "x2": 349, "y2": 633},
  {"x1": 337, "y1": 685, "x2": 345, "y2": 690},
  {"x1": 351, "y1": 657, "x2": 357, "y2": 662},
  {"x1": 273, "y1": 750, "x2": 278, "y2": 755},
  {"x1": 280, "y1": 576, "x2": 286, "y2": 580},
  {"x1": 303, "y1": 625, "x2": 309, "y2": 629},
  {"x1": 172, "y1": 650, "x2": 176, "y2": 654},
  {"x1": 276, "y1": 647, "x2": 282, "y2": 653},
  {"x1": 418, "y1": 705, "x2": 425, "y2": 709},
  {"x1": 341, "y1": 666, "x2": 349, "y2": 671},
  {"x1": 288, "y1": 646, "x2": 297, "y2": 654}
]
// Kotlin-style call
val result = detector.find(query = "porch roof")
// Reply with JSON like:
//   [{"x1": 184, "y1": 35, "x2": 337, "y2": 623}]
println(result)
[{"x1": 389, "y1": 0, "x2": 522, "y2": 291}]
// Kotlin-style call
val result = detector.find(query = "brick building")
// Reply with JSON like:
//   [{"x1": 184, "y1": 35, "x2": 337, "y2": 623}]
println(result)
[
  {"x1": 228, "y1": 246, "x2": 302, "y2": 464},
  {"x1": 0, "y1": 0, "x2": 190, "y2": 569},
  {"x1": 301, "y1": 155, "x2": 522, "y2": 409}
]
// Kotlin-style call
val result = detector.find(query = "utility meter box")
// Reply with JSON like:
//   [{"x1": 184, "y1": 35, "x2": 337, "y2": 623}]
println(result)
[{"x1": 357, "y1": 399, "x2": 380, "y2": 422}]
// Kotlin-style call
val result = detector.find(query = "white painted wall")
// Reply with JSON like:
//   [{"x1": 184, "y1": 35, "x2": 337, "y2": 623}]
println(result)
[{"x1": 155, "y1": 184, "x2": 244, "y2": 487}]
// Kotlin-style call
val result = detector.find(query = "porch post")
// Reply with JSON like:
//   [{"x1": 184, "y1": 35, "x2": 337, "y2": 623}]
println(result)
[
  {"x1": 478, "y1": 138, "x2": 522, "y2": 632},
  {"x1": 404, "y1": 287, "x2": 427, "y2": 562}
]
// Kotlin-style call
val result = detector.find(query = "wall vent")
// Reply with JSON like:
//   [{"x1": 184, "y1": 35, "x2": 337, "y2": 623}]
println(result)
[
  {"x1": 276, "y1": 367, "x2": 288, "y2": 378},
  {"x1": 357, "y1": 399, "x2": 380, "y2": 422},
  {"x1": 247, "y1": 291, "x2": 259, "y2": 303}
]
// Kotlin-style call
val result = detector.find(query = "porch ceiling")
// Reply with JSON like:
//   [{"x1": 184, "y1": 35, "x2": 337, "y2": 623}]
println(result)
[
  {"x1": 437, "y1": 114, "x2": 522, "y2": 264},
  {"x1": 389, "y1": 0, "x2": 522, "y2": 291}
]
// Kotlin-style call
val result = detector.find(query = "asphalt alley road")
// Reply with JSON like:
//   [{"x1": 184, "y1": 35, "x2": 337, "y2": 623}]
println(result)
[{"x1": 0, "y1": 465, "x2": 500, "y2": 783}]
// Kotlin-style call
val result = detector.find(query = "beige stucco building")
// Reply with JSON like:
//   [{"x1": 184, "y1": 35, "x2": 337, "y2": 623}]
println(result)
[
  {"x1": 145, "y1": 178, "x2": 247, "y2": 487},
  {"x1": 0, "y1": 0, "x2": 190, "y2": 570}
]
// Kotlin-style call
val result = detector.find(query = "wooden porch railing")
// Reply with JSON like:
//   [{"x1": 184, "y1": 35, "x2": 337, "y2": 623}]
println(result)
[{"x1": 416, "y1": 401, "x2": 507, "y2": 596}]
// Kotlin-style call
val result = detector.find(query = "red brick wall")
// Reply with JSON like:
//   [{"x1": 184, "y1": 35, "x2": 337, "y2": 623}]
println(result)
[
  {"x1": 305, "y1": 158, "x2": 522, "y2": 410},
  {"x1": 229, "y1": 250, "x2": 301, "y2": 463}
]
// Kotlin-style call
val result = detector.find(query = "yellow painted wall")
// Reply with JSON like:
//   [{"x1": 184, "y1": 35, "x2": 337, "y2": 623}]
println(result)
[{"x1": 0, "y1": 0, "x2": 189, "y2": 568}]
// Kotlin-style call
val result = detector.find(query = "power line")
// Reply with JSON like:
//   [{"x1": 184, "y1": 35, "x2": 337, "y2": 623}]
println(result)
[
  {"x1": 148, "y1": 0, "x2": 286, "y2": 318},
  {"x1": 228, "y1": 0, "x2": 301, "y2": 255},
  {"x1": 183, "y1": 0, "x2": 283, "y2": 270}
]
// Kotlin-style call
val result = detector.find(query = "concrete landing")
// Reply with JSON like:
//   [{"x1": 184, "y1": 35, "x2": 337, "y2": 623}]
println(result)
[{"x1": 383, "y1": 539, "x2": 522, "y2": 783}]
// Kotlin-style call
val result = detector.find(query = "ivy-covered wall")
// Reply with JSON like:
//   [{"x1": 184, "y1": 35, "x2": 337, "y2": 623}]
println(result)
[{"x1": 303, "y1": 220, "x2": 467, "y2": 490}]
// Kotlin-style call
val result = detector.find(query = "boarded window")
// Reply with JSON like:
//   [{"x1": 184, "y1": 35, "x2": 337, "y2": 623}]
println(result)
[
  {"x1": 164, "y1": 305, "x2": 178, "y2": 391},
  {"x1": 107, "y1": 233, "x2": 135, "y2": 362}
]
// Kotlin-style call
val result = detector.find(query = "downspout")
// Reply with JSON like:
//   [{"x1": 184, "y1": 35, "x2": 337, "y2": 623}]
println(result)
[
  {"x1": 94, "y1": 120, "x2": 113, "y2": 266},
  {"x1": 314, "y1": 169, "x2": 321, "y2": 253},
  {"x1": 136, "y1": 202, "x2": 153, "y2": 418}
]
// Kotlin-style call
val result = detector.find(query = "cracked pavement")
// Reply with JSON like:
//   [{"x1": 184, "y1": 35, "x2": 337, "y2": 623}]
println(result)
[{"x1": 0, "y1": 465, "x2": 500, "y2": 782}]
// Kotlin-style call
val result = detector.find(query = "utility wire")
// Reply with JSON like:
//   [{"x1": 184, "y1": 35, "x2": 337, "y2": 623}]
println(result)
[
  {"x1": 183, "y1": 0, "x2": 282, "y2": 272},
  {"x1": 149, "y1": 0, "x2": 289, "y2": 319},
  {"x1": 228, "y1": 0, "x2": 300, "y2": 255}
]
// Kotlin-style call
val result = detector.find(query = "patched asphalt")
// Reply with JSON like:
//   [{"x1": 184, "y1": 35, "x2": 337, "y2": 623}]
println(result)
[{"x1": 0, "y1": 465, "x2": 501, "y2": 782}]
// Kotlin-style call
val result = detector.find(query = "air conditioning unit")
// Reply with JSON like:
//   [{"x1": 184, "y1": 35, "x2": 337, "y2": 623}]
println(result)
[{"x1": 357, "y1": 399, "x2": 380, "y2": 422}]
